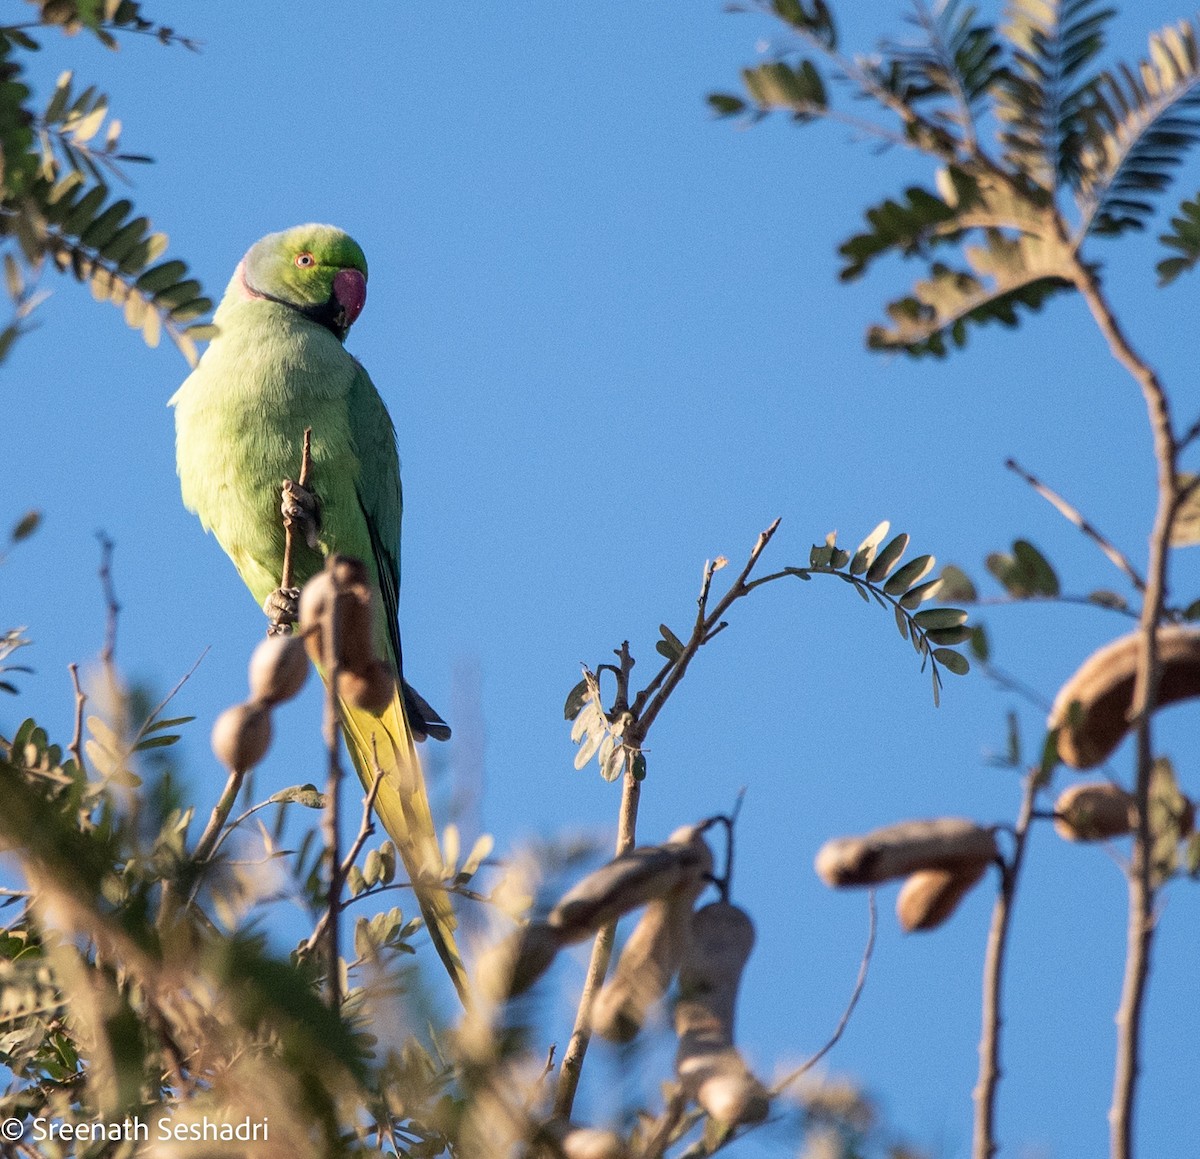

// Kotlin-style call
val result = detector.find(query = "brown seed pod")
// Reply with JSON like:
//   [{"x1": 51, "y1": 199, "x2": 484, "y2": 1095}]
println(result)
[
  {"x1": 548, "y1": 824, "x2": 713, "y2": 943},
  {"x1": 476, "y1": 921, "x2": 564, "y2": 1002},
  {"x1": 815, "y1": 818, "x2": 998, "y2": 888},
  {"x1": 896, "y1": 859, "x2": 990, "y2": 932},
  {"x1": 1053, "y1": 782, "x2": 1136, "y2": 842},
  {"x1": 248, "y1": 634, "x2": 310, "y2": 706},
  {"x1": 539, "y1": 1119, "x2": 629, "y2": 1159},
  {"x1": 298, "y1": 555, "x2": 379, "y2": 673},
  {"x1": 211, "y1": 702, "x2": 272, "y2": 774},
  {"x1": 591, "y1": 828, "x2": 713, "y2": 1042},
  {"x1": 674, "y1": 901, "x2": 770, "y2": 1128},
  {"x1": 1048, "y1": 626, "x2": 1200, "y2": 769},
  {"x1": 336, "y1": 659, "x2": 395, "y2": 715}
]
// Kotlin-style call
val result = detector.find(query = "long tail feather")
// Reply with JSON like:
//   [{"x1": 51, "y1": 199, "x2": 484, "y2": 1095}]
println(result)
[{"x1": 338, "y1": 684, "x2": 469, "y2": 1004}]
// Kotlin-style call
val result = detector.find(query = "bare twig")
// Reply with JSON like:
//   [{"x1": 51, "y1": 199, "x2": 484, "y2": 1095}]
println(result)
[
  {"x1": 321, "y1": 559, "x2": 346, "y2": 1010},
  {"x1": 637, "y1": 1085, "x2": 690, "y2": 1159},
  {"x1": 301, "y1": 771, "x2": 384, "y2": 961},
  {"x1": 67, "y1": 663, "x2": 86, "y2": 774},
  {"x1": 279, "y1": 428, "x2": 313, "y2": 599},
  {"x1": 631, "y1": 520, "x2": 781, "y2": 738},
  {"x1": 1072, "y1": 260, "x2": 1176, "y2": 1159},
  {"x1": 190, "y1": 769, "x2": 246, "y2": 870},
  {"x1": 553, "y1": 760, "x2": 643, "y2": 1119},
  {"x1": 96, "y1": 532, "x2": 120, "y2": 671},
  {"x1": 773, "y1": 890, "x2": 877, "y2": 1093},
  {"x1": 972, "y1": 771, "x2": 1040, "y2": 1159},
  {"x1": 1005, "y1": 458, "x2": 1146, "y2": 592}
]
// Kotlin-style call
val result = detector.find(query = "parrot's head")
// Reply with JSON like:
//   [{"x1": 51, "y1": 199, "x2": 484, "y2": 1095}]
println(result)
[{"x1": 240, "y1": 224, "x2": 368, "y2": 342}]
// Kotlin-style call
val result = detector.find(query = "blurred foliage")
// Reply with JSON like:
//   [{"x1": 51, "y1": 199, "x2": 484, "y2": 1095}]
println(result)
[
  {"x1": 714, "y1": 0, "x2": 1200, "y2": 355},
  {"x1": 0, "y1": 0, "x2": 211, "y2": 366}
]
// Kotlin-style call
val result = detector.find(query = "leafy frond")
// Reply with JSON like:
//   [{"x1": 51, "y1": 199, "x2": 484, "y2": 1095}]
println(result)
[
  {"x1": 1157, "y1": 190, "x2": 1200, "y2": 284},
  {"x1": 867, "y1": 232, "x2": 1073, "y2": 356},
  {"x1": 734, "y1": 58, "x2": 829, "y2": 122},
  {"x1": 0, "y1": 31, "x2": 210, "y2": 363},
  {"x1": 882, "y1": 0, "x2": 1006, "y2": 141},
  {"x1": 1078, "y1": 17, "x2": 1200, "y2": 237},
  {"x1": 13, "y1": 0, "x2": 199, "y2": 51},
  {"x1": 996, "y1": 0, "x2": 1115, "y2": 190},
  {"x1": 839, "y1": 170, "x2": 980, "y2": 282},
  {"x1": 37, "y1": 173, "x2": 213, "y2": 362}
]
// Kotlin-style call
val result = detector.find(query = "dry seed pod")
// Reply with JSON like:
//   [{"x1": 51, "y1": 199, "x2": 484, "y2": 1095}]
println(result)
[
  {"x1": 211, "y1": 702, "x2": 272, "y2": 774},
  {"x1": 674, "y1": 902, "x2": 770, "y2": 1128},
  {"x1": 248, "y1": 634, "x2": 310, "y2": 706},
  {"x1": 298, "y1": 555, "x2": 378, "y2": 673},
  {"x1": 592, "y1": 828, "x2": 714, "y2": 1042},
  {"x1": 815, "y1": 818, "x2": 998, "y2": 887},
  {"x1": 336, "y1": 659, "x2": 396, "y2": 715},
  {"x1": 1054, "y1": 782, "x2": 1136, "y2": 842},
  {"x1": 476, "y1": 921, "x2": 564, "y2": 1001},
  {"x1": 1048, "y1": 626, "x2": 1200, "y2": 769},
  {"x1": 896, "y1": 859, "x2": 990, "y2": 932},
  {"x1": 548, "y1": 824, "x2": 712, "y2": 943},
  {"x1": 539, "y1": 1119, "x2": 629, "y2": 1159}
]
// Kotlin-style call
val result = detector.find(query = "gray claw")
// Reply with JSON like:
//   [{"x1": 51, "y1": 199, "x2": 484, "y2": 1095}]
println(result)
[
  {"x1": 264, "y1": 586, "x2": 300, "y2": 634},
  {"x1": 281, "y1": 479, "x2": 320, "y2": 550}
]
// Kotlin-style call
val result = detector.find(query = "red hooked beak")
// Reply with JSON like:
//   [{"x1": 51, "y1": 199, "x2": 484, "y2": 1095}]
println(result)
[{"x1": 332, "y1": 268, "x2": 367, "y2": 329}]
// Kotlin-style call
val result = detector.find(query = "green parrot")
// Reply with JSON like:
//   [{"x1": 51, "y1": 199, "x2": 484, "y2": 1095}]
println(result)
[{"x1": 170, "y1": 223, "x2": 466, "y2": 1001}]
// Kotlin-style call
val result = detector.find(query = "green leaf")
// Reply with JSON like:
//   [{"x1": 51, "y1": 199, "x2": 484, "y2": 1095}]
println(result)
[
  {"x1": 657, "y1": 624, "x2": 685, "y2": 661},
  {"x1": 1157, "y1": 191, "x2": 1200, "y2": 283},
  {"x1": 10, "y1": 510, "x2": 40, "y2": 543},
  {"x1": 925, "y1": 624, "x2": 973, "y2": 645},
  {"x1": 986, "y1": 539, "x2": 1059, "y2": 597},
  {"x1": 913, "y1": 607, "x2": 968, "y2": 630},
  {"x1": 132, "y1": 733, "x2": 179, "y2": 751},
  {"x1": 741, "y1": 58, "x2": 828, "y2": 121},
  {"x1": 884, "y1": 553, "x2": 936, "y2": 596},
  {"x1": 937, "y1": 563, "x2": 977, "y2": 601},
  {"x1": 899, "y1": 577, "x2": 945, "y2": 608},
  {"x1": 866, "y1": 533, "x2": 909, "y2": 582},
  {"x1": 707, "y1": 93, "x2": 747, "y2": 117},
  {"x1": 142, "y1": 714, "x2": 195, "y2": 733},
  {"x1": 563, "y1": 678, "x2": 588, "y2": 721},
  {"x1": 850, "y1": 520, "x2": 890, "y2": 574},
  {"x1": 933, "y1": 647, "x2": 971, "y2": 675},
  {"x1": 969, "y1": 623, "x2": 991, "y2": 662},
  {"x1": 269, "y1": 784, "x2": 326, "y2": 809}
]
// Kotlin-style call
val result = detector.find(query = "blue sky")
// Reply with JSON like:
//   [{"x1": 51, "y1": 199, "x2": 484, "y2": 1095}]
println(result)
[{"x1": 5, "y1": 3, "x2": 1200, "y2": 1156}]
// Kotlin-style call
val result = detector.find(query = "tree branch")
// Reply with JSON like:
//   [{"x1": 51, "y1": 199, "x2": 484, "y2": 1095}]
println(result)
[{"x1": 972, "y1": 770, "x2": 1039, "y2": 1159}]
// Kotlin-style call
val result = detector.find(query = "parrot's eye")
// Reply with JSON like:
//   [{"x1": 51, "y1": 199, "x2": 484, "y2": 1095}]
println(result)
[{"x1": 294, "y1": 252, "x2": 315, "y2": 268}]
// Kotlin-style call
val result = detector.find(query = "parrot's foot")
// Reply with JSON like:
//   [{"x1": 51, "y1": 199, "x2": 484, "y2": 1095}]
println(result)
[
  {"x1": 281, "y1": 478, "x2": 320, "y2": 550},
  {"x1": 264, "y1": 587, "x2": 301, "y2": 635}
]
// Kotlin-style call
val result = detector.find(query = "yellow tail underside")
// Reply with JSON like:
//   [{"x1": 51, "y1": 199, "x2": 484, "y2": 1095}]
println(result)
[{"x1": 338, "y1": 684, "x2": 468, "y2": 1003}]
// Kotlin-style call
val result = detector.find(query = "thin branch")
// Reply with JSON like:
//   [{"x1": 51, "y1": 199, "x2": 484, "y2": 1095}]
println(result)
[
  {"x1": 637, "y1": 1085, "x2": 690, "y2": 1159},
  {"x1": 301, "y1": 772, "x2": 384, "y2": 962},
  {"x1": 631, "y1": 520, "x2": 781, "y2": 740},
  {"x1": 321, "y1": 561, "x2": 346, "y2": 1011},
  {"x1": 1005, "y1": 457, "x2": 1146, "y2": 592},
  {"x1": 773, "y1": 890, "x2": 877, "y2": 1093},
  {"x1": 279, "y1": 428, "x2": 313, "y2": 599},
  {"x1": 1071, "y1": 258, "x2": 1176, "y2": 1159},
  {"x1": 552, "y1": 759, "x2": 644, "y2": 1119},
  {"x1": 972, "y1": 770, "x2": 1040, "y2": 1159},
  {"x1": 96, "y1": 532, "x2": 119, "y2": 671},
  {"x1": 189, "y1": 769, "x2": 246, "y2": 870},
  {"x1": 67, "y1": 663, "x2": 86, "y2": 774}
]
